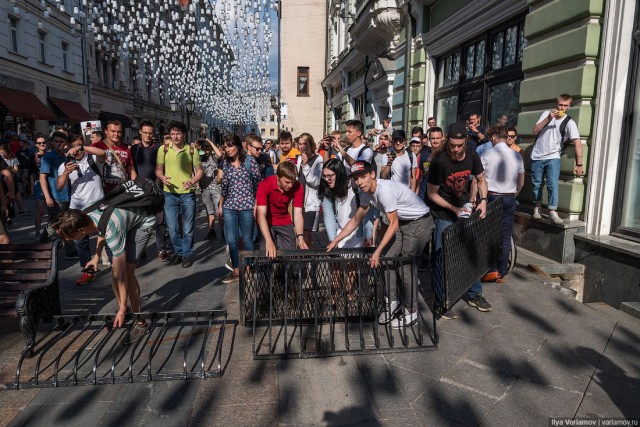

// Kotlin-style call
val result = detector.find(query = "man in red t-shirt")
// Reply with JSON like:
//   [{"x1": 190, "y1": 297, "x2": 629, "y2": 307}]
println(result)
[
  {"x1": 256, "y1": 161, "x2": 308, "y2": 258},
  {"x1": 91, "y1": 120, "x2": 136, "y2": 193}
]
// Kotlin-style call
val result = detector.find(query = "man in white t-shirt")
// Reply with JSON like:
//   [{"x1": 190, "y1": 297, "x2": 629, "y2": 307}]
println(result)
[
  {"x1": 328, "y1": 161, "x2": 434, "y2": 329},
  {"x1": 332, "y1": 119, "x2": 374, "y2": 176},
  {"x1": 57, "y1": 139, "x2": 106, "y2": 285},
  {"x1": 480, "y1": 126, "x2": 524, "y2": 283},
  {"x1": 381, "y1": 130, "x2": 417, "y2": 191},
  {"x1": 531, "y1": 93, "x2": 583, "y2": 224}
]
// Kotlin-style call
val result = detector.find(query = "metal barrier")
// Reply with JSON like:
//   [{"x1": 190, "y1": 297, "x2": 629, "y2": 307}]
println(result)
[
  {"x1": 4, "y1": 310, "x2": 228, "y2": 390},
  {"x1": 441, "y1": 198, "x2": 503, "y2": 310},
  {"x1": 240, "y1": 249, "x2": 437, "y2": 359}
]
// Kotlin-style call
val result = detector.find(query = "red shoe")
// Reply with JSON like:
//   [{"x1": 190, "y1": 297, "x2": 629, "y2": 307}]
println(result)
[
  {"x1": 481, "y1": 271, "x2": 502, "y2": 283},
  {"x1": 76, "y1": 272, "x2": 95, "y2": 286}
]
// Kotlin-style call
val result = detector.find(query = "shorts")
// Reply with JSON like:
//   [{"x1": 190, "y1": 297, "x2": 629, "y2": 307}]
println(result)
[
  {"x1": 303, "y1": 210, "x2": 320, "y2": 232},
  {"x1": 33, "y1": 180, "x2": 44, "y2": 200},
  {"x1": 201, "y1": 187, "x2": 221, "y2": 218},
  {"x1": 124, "y1": 225, "x2": 154, "y2": 264},
  {"x1": 261, "y1": 224, "x2": 296, "y2": 251}
]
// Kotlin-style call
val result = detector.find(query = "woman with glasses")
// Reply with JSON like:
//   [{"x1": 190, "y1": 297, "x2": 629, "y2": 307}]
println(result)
[
  {"x1": 297, "y1": 133, "x2": 323, "y2": 248},
  {"x1": 218, "y1": 134, "x2": 261, "y2": 284}
]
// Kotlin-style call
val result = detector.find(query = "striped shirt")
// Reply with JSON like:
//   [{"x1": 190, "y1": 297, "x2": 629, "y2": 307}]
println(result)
[{"x1": 88, "y1": 207, "x2": 156, "y2": 258}]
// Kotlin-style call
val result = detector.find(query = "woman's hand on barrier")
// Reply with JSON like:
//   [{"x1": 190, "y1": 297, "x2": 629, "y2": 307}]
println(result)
[{"x1": 326, "y1": 239, "x2": 338, "y2": 252}]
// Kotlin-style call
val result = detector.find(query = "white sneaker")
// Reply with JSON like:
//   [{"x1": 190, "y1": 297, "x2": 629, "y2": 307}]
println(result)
[
  {"x1": 225, "y1": 259, "x2": 233, "y2": 272},
  {"x1": 532, "y1": 207, "x2": 542, "y2": 220},
  {"x1": 378, "y1": 298, "x2": 401, "y2": 324},
  {"x1": 549, "y1": 211, "x2": 563, "y2": 224},
  {"x1": 391, "y1": 308, "x2": 419, "y2": 329}
]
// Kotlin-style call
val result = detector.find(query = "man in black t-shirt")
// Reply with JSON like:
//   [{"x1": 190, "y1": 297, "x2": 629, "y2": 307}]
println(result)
[
  {"x1": 131, "y1": 120, "x2": 167, "y2": 261},
  {"x1": 427, "y1": 123, "x2": 492, "y2": 318}
]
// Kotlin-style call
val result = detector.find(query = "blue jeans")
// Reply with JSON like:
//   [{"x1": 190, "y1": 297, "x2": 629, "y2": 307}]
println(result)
[
  {"x1": 432, "y1": 217, "x2": 483, "y2": 306},
  {"x1": 489, "y1": 195, "x2": 517, "y2": 277},
  {"x1": 530, "y1": 158, "x2": 560, "y2": 210},
  {"x1": 164, "y1": 192, "x2": 196, "y2": 258},
  {"x1": 223, "y1": 208, "x2": 255, "y2": 269},
  {"x1": 322, "y1": 197, "x2": 338, "y2": 241},
  {"x1": 75, "y1": 235, "x2": 91, "y2": 269}
]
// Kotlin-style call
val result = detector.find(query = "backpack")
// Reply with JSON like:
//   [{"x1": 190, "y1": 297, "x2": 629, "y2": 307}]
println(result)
[{"x1": 83, "y1": 177, "x2": 165, "y2": 235}]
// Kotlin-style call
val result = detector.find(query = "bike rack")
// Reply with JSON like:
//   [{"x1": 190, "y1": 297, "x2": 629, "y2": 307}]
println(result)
[{"x1": 4, "y1": 310, "x2": 228, "y2": 390}]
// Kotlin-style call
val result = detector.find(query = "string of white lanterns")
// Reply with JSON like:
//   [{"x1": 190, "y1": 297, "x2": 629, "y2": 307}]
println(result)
[{"x1": 56, "y1": 0, "x2": 275, "y2": 127}]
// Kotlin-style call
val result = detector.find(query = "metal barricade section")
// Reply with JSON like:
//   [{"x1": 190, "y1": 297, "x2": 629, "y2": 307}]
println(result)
[
  {"x1": 240, "y1": 249, "x2": 437, "y2": 359},
  {"x1": 441, "y1": 199, "x2": 503, "y2": 310},
  {"x1": 4, "y1": 310, "x2": 228, "y2": 390}
]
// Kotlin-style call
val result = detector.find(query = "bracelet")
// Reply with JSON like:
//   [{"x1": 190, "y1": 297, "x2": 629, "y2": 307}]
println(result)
[
  {"x1": 480, "y1": 197, "x2": 487, "y2": 202},
  {"x1": 296, "y1": 234, "x2": 304, "y2": 239},
  {"x1": 576, "y1": 164, "x2": 583, "y2": 167}
]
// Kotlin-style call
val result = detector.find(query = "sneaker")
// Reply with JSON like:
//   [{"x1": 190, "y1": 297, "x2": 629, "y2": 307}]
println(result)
[
  {"x1": 75, "y1": 272, "x2": 95, "y2": 286},
  {"x1": 181, "y1": 257, "x2": 193, "y2": 268},
  {"x1": 467, "y1": 295, "x2": 493, "y2": 312},
  {"x1": 127, "y1": 322, "x2": 148, "y2": 345},
  {"x1": 157, "y1": 250, "x2": 169, "y2": 262},
  {"x1": 391, "y1": 308, "x2": 419, "y2": 329},
  {"x1": 221, "y1": 272, "x2": 239, "y2": 284},
  {"x1": 481, "y1": 271, "x2": 502, "y2": 283},
  {"x1": 225, "y1": 259, "x2": 233, "y2": 272},
  {"x1": 435, "y1": 306, "x2": 458, "y2": 320},
  {"x1": 532, "y1": 206, "x2": 542, "y2": 220},
  {"x1": 549, "y1": 211, "x2": 563, "y2": 225},
  {"x1": 205, "y1": 229, "x2": 217, "y2": 240},
  {"x1": 169, "y1": 253, "x2": 182, "y2": 266},
  {"x1": 378, "y1": 298, "x2": 401, "y2": 324}
]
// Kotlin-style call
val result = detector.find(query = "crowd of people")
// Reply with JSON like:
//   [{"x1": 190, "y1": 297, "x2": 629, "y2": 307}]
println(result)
[{"x1": 0, "y1": 93, "x2": 582, "y2": 341}]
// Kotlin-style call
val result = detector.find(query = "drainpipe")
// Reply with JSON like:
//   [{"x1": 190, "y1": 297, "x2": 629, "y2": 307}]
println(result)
[{"x1": 402, "y1": 3, "x2": 412, "y2": 132}]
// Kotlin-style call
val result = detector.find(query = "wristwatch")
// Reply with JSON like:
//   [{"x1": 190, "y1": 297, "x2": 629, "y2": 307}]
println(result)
[
  {"x1": 296, "y1": 234, "x2": 304, "y2": 239},
  {"x1": 479, "y1": 197, "x2": 488, "y2": 203}
]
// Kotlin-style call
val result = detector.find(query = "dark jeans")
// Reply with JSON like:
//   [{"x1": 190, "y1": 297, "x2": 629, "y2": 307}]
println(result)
[
  {"x1": 489, "y1": 195, "x2": 517, "y2": 277},
  {"x1": 155, "y1": 210, "x2": 166, "y2": 251},
  {"x1": 164, "y1": 192, "x2": 196, "y2": 258}
]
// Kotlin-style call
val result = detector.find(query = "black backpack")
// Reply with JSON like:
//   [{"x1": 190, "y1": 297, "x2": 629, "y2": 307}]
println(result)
[{"x1": 83, "y1": 177, "x2": 164, "y2": 234}]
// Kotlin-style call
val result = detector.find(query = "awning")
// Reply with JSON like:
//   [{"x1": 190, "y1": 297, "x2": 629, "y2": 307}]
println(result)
[
  {"x1": 48, "y1": 97, "x2": 91, "y2": 123},
  {"x1": 0, "y1": 87, "x2": 56, "y2": 121},
  {"x1": 98, "y1": 111, "x2": 133, "y2": 128}
]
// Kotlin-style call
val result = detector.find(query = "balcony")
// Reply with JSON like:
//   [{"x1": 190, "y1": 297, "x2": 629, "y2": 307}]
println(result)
[{"x1": 350, "y1": 0, "x2": 403, "y2": 56}]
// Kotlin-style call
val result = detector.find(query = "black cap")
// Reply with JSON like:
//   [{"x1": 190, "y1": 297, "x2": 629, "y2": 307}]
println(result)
[
  {"x1": 350, "y1": 161, "x2": 373, "y2": 176},
  {"x1": 448, "y1": 123, "x2": 468, "y2": 139},
  {"x1": 392, "y1": 129, "x2": 406, "y2": 141}
]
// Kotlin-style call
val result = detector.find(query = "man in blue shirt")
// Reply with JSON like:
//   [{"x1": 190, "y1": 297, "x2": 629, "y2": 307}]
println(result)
[{"x1": 39, "y1": 131, "x2": 76, "y2": 258}]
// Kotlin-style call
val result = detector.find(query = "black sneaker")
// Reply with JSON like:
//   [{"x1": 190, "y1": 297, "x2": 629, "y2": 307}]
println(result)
[
  {"x1": 435, "y1": 306, "x2": 458, "y2": 320},
  {"x1": 181, "y1": 257, "x2": 193, "y2": 268},
  {"x1": 169, "y1": 253, "x2": 182, "y2": 266},
  {"x1": 205, "y1": 229, "x2": 217, "y2": 240},
  {"x1": 467, "y1": 295, "x2": 493, "y2": 312}
]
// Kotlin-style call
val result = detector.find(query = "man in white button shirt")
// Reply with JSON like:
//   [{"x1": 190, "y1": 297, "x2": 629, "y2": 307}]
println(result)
[
  {"x1": 327, "y1": 161, "x2": 434, "y2": 329},
  {"x1": 480, "y1": 126, "x2": 524, "y2": 283}
]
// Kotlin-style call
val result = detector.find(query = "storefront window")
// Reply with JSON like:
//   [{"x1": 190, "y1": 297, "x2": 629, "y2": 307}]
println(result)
[
  {"x1": 436, "y1": 95, "x2": 458, "y2": 129},
  {"x1": 488, "y1": 80, "x2": 521, "y2": 127},
  {"x1": 438, "y1": 51, "x2": 460, "y2": 88},
  {"x1": 619, "y1": 64, "x2": 640, "y2": 233}
]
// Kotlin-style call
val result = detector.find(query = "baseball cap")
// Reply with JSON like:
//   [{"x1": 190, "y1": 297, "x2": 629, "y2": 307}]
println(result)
[
  {"x1": 350, "y1": 161, "x2": 373, "y2": 176},
  {"x1": 448, "y1": 123, "x2": 467, "y2": 139},
  {"x1": 392, "y1": 129, "x2": 406, "y2": 141},
  {"x1": 409, "y1": 136, "x2": 422, "y2": 144}
]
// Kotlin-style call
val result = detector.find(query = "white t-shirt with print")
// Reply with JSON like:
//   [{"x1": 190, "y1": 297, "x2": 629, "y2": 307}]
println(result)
[
  {"x1": 359, "y1": 179, "x2": 429, "y2": 221},
  {"x1": 389, "y1": 151, "x2": 415, "y2": 187},
  {"x1": 58, "y1": 154, "x2": 104, "y2": 209},
  {"x1": 531, "y1": 111, "x2": 579, "y2": 160},
  {"x1": 337, "y1": 143, "x2": 374, "y2": 175}
]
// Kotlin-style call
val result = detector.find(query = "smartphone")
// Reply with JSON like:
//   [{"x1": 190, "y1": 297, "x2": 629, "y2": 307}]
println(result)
[
  {"x1": 81, "y1": 266, "x2": 99, "y2": 273},
  {"x1": 66, "y1": 155, "x2": 76, "y2": 164}
]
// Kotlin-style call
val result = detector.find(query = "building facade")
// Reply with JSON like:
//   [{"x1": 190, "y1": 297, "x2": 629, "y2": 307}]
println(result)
[
  {"x1": 0, "y1": 1, "x2": 89, "y2": 135},
  {"x1": 279, "y1": 0, "x2": 327, "y2": 140}
]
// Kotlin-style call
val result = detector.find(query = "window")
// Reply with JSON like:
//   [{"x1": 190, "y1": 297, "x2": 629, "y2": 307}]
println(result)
[
  {"x1": 261, "y1": 128, "x2": 265, "y2": 135},
  {"x1": 38, "y1": 31, "x2": 46, "y2": 63},
  {"x1": 465, "y1": 40, "x2": 485, "y2": 79},
  {"x1": 102, "y1": 57, "x2": 108, "y2": 86},
  {"x1": 62, "y1": 42, "x2": 69, "y2": 71},
  {"x1": 112, "y1": 61, "x2": 118, "y2": 89},
  {"x1": 491, "y1": 22, "x2": 527, "y2": 71},
  {"x1": 437, "y1": 51, "x2": 460, "y2": 88},
  {"x1": 297, "y1": 67, "x2": 309, "y2": 96},
  {"x1": 270, "y1": 129, "x2": 274, "y2": 136},
  {"x1": 488, "y1": 80, "x2": 521, "y2": 127},
  {"x1": 353, "y1": 94, "x2": 365, "y2": 120},
  {"x1": 436, "y1": 95, "x2": 458, "y2": 130},
  {"x1": 9, "y1": 17, "x2": 18, "y2": 53}
]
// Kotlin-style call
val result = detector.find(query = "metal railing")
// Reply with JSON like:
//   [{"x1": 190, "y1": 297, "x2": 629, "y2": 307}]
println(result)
[
  {"x1": 5, "y1": 311, "x2": 228, "y2": 390},
  {"x1": 240, "y1": 249, "x2": 437, "y2": 359}
]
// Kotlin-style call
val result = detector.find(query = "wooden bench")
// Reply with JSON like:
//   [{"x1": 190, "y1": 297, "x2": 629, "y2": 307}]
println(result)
[{"x1": 0, "y1": 243, "x2": 61, "y2": 350}]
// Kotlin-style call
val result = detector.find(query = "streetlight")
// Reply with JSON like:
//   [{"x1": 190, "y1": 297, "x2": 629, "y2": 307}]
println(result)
[{"x1": 185, "y1": 99, "x2": 196, "y2": 144}]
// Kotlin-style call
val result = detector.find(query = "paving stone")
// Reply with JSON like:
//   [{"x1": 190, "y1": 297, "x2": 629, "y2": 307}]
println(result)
[
  {"x1": 574, "y1": 373, "x2": 640, "y2": 419},
  {"x1": 100, "y1": 405, "x2": 192, "y2": 427},
  {"x1": 387, "y1": 348, "x2": 460, "y2": 380},
  {"x1": 411, "y1": 378, "x2": 499, "y2": 426},
  {"x1": 483, "y1": 378, "x2": 583, "y2": 424},
  {"x1": 599, "y1": 323, "x2": 640, "y2": 379},
  {"x1": 440, "y1": 358, "x2": 518, "y2": 400},
  {"x1": 8, "y1": 400, "x2": 112, "y2": 427}
]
